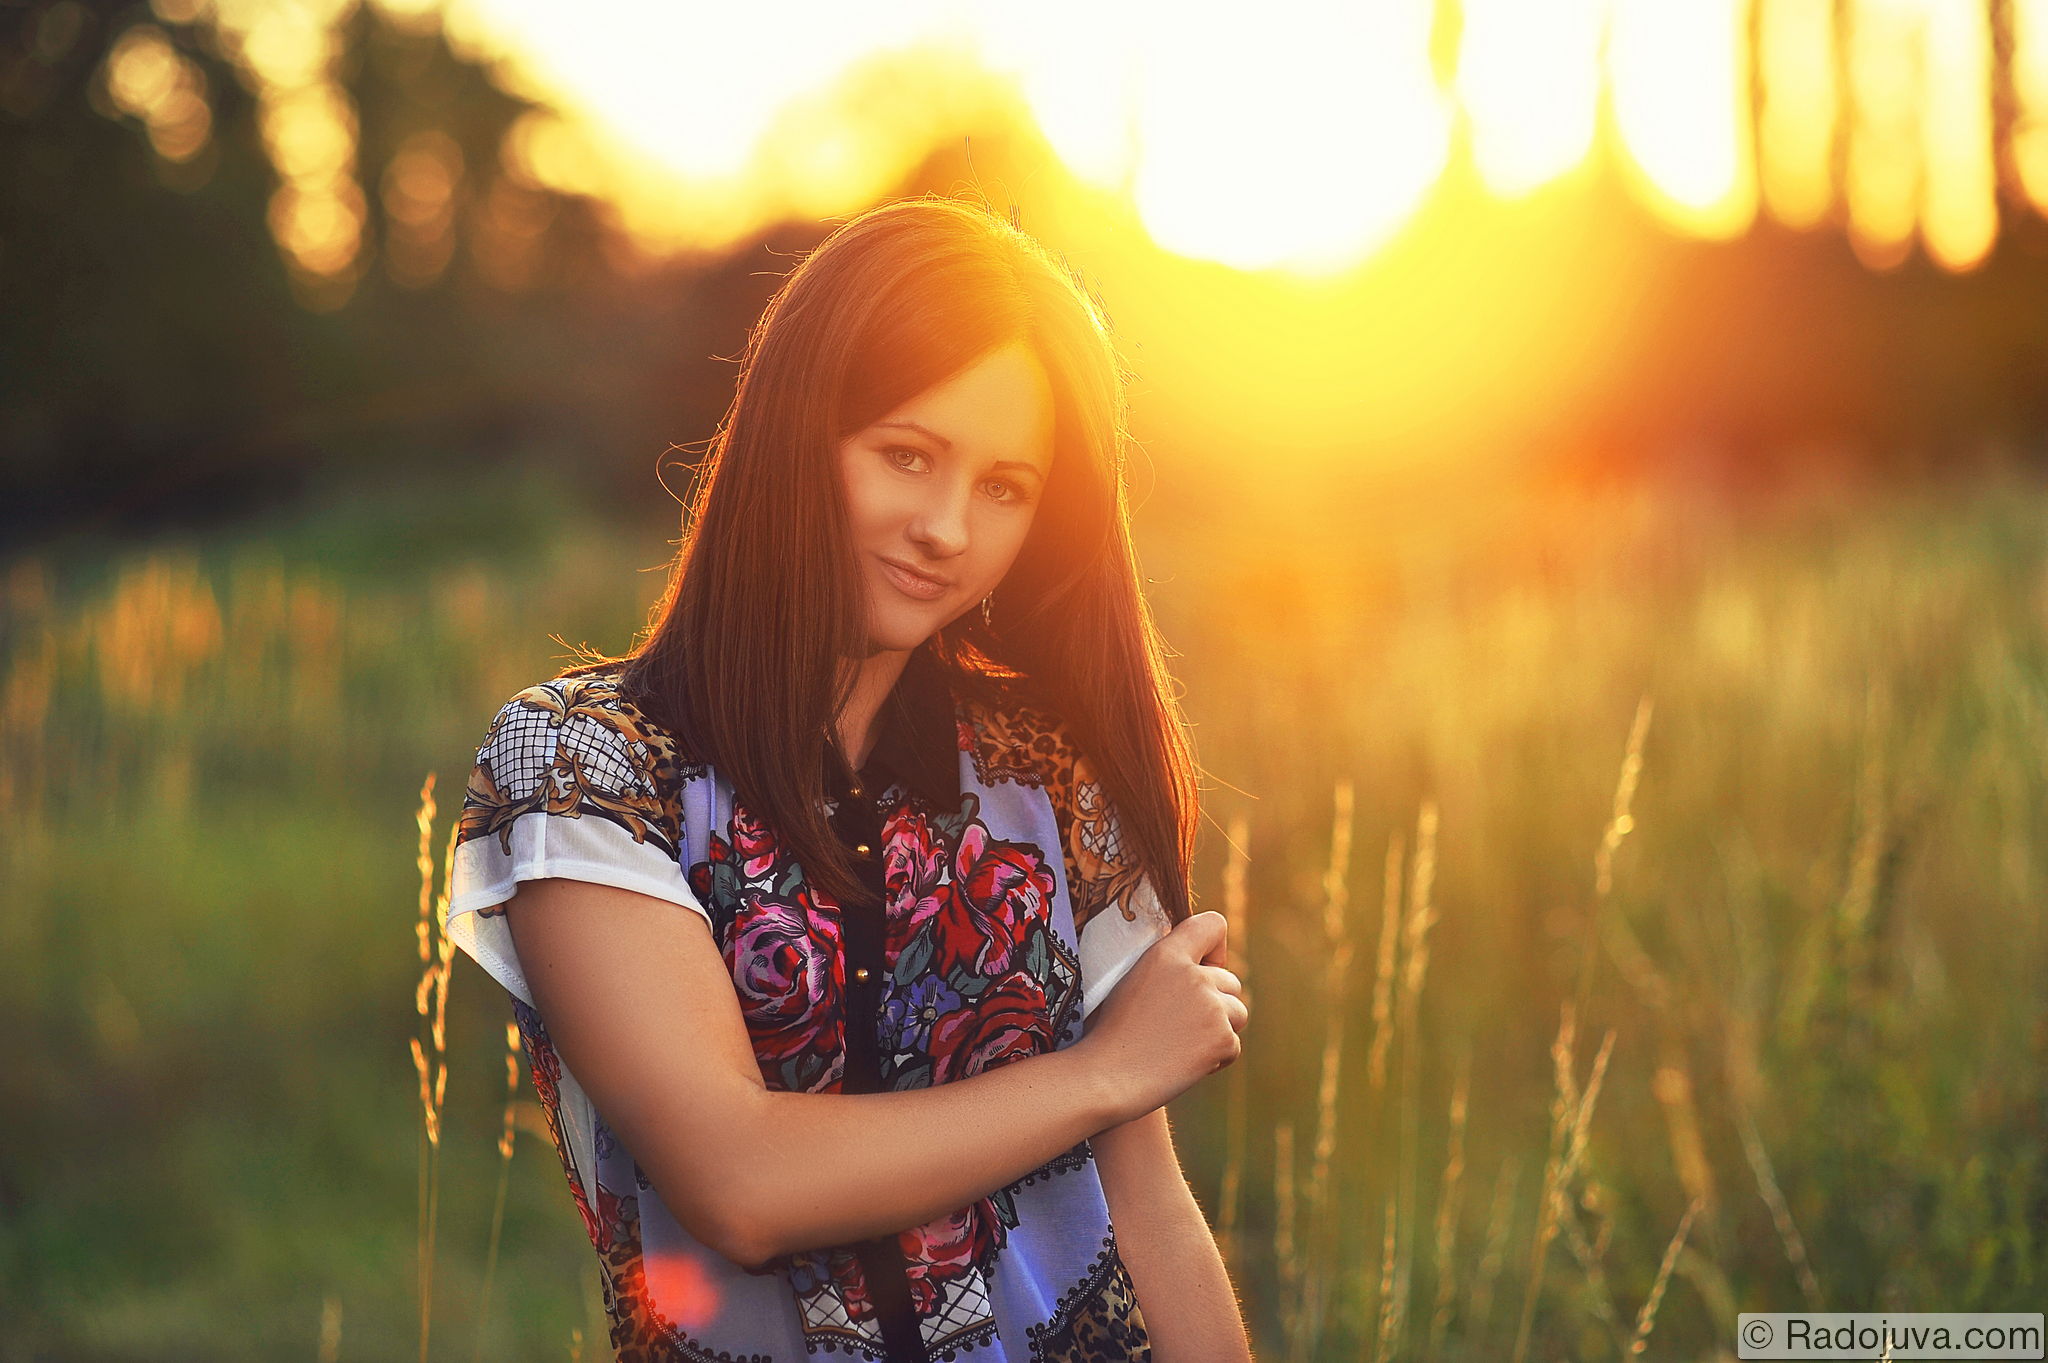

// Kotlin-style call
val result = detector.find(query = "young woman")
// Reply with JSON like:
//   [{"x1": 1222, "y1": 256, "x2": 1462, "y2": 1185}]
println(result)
[{"x1": 445, "y1": 196, "x2": 1250, "y2": 1361}]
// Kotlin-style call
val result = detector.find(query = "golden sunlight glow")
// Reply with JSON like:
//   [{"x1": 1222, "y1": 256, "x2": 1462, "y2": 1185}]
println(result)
[
  {"x1": 1758, "y1": 0, "x2": 1837, "y2": 229},
  {"x1": 265, "y1": 85, "x2": 354, "y2": 182},
  {"x1": 1130, "y1": 0, "x2": 1451, "y2": 272},
  {"x1": 2016, "y1": 0, "x2": 2048, "y2": 212},
  {"x1": 446, "y1": 0, "x2": 958, "y2": 181},
  {"x1": 427, "y1": 0, "x2": 1006, "y2": 258},
  {"x1": 1919, "y1": 0, "x2": 1996, "y2": 271},
  {"x1": 258, "y1": 81, "x2": 364, "y2": 286},
  {"x1": 242, "y1": 7, "x2": 333, "y2": 87},
  {"x1": 1841, "y1": 0, "x2": 1991, "y2": 271},
  {"x1": 1455, "y1": 0, "x2": 1606, "y2": 197},
  {"x1": 186, "y1": 0, "x2": 367, "y2": 305},
  {"x1": 167, "y1": 0, "x2": 2033, "y2": 281},
  {"x1": 104, "y1": 22, "x2": 213, "y2": 165},
  {"x1": 447, "y1": 0, "x2": 1458, "y2": 273},
  {"x1": 382, "y1": 130, "x2": 464, "y2": 288},
  {"x1": 972, "y1": 0, "x2": 1145, "y2": 187},
  {"x1": 107, "y1": 24, "x2": 176, "y2": 111},
  {"x1": 500, "y1": 108, "x2": 611, "y2": 200},
  {"x1": 1846, "y1": 0, "x2": 1921, "y2": 268},
  {"x1": 1607, "y1": 0, "x2": 1757, "y2": 238},
  {"x1": 747, "y1": 43, "x2": 1006, "y2": 225}
]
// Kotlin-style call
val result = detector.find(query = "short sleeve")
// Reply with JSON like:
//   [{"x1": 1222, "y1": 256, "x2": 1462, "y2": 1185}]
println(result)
[
  {"x1": 1059, "y1": 741, "x2": 1173, "y2": 1022},
  {"x1": 444, "y1": 673, "x2": 713, "y2": 1007}
]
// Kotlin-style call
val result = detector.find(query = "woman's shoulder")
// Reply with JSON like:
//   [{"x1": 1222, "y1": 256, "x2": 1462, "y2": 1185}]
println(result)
[
  {"x1": 463, "y1": 664, "x2": 705, "y2": 853},
  {"x1": 488, "y1": 664, "x2": 653, "y2": 735},
  {"x1": 490, "y1": 664, "x2": 703, "y2": 757}
]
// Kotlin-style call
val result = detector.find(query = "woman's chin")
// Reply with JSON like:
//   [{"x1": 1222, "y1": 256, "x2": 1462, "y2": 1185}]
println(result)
[{"x1": 866, "y1": 618, "x2": 940, "y2": 655}]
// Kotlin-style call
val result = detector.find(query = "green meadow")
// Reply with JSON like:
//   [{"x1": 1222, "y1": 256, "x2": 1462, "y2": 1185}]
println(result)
[{"x1": 4, "y1": 463, "x2": 2042, "y2": 1360}]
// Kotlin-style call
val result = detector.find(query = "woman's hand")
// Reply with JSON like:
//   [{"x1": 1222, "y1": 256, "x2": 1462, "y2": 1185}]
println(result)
[{"x1": 1073, "y1": 910, "x2": 1248, "y2": 1125}]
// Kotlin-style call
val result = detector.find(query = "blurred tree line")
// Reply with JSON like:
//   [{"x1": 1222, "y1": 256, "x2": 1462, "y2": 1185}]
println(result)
[
  {"x1": 0, "y1": 0, "x2": 838, "y2": 548},
  {"x1": 4, "y1": 0, "x2": 2048, "y2": 557}
]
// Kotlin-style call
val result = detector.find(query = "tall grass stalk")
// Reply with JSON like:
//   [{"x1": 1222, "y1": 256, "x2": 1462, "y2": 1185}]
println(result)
[
  {"x1": 1507, "y1": 698, "x2": 1651, "y2": 1362},
  {"x1": 1734, "y1": 1096, "x2": 1825, "y2": 1308},
  {"x1": 1557, "y1": 1180, "x2": 1628, "y2": 1358},
  {"x1": 1366, "y1": 834, "x2": 1404, "y2": 1094},
  {"x1": 1465, "y1": 1155, "x2": 1519, "y2": 1347},
  {"x1": 1628, "y1": 1195, "x2": 1705, "y2": 1356},
  {"x1": 1651, "y1": 1045, "x2": 1716, "y2": 1219},
  {"x1": 1510, "y1": 1001, "x2": 1617, "y2": 1363},
  {"x1": 1834, "y1": 679, "x2": 1892, "y2": 989},
  {"x1": 1362, "y1": 832, "x2": 1404, "y2": 1346},
  {"x1": 412, "y1": 774, "x2": 437, "y2": 1359},
  {"x1": 318, "y1": 1293, "x2": 342, "y2": 1363},
  {"x1": 1425, "y1": 1055, "x2": 1469, "y2": 1361},
  {"x1": 1388, "y1": 802, "x2": 1440, "y2": 1362},
  {"x1": 1274, "y1": 1121, "x2": 1299, "y2": 1345},
  {"x1": 1577, "y1": 697, "x2": 1653, "y2": 1018},
  {"x1": 1295, "y1": 779, "x2": 1356, "y2": 1359},
  {"x1": 475, "y1": 1019, "x2": 523, "y2": 1362},
  {"x1": 412, "y1": 772, "x2": 457, "y2": 1363},
  {"x1": 1371, "y1": 1191, "x2": 1401, "y2": 1363}
]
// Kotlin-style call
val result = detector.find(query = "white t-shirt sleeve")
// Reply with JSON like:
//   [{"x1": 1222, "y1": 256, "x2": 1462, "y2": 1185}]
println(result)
[
  {"x1": 1078, "y1": 875, "x2": 1172, "y2": 1021},
  {"x1": 444, "y1": 681, "x2": 713, "y2": 1008}
]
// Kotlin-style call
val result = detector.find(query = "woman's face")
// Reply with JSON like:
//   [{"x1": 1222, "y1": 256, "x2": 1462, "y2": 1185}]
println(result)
[{"x1": 837, "y1": 340, "x2": 1056, "y2": 654}]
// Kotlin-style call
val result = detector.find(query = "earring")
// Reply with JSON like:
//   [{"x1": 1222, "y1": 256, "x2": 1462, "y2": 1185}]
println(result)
[{"x1": 980, "y1": 593, "x2": 994, "y2": 629}]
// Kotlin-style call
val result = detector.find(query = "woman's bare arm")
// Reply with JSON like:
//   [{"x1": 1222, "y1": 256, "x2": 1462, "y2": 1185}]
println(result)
[
  {"x1": 505, "y1": 876, "x2": 1240, "y2": 1268},
  {"x1": 1093, "y1": 1106, "x2": 1252, "y2": 1361}
]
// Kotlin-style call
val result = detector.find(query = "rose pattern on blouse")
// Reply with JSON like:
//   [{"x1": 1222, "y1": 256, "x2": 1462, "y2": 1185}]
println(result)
[
  {"x1": 723, "y1": 885, "x2": 847, "y2": 1096},
  {"x1": 684, "y1": 779, "x2": 1071, "y2": 1321}
]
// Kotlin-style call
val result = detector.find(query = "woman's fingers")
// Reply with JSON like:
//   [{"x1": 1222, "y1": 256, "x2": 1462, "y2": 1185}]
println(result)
[
  {"x1": 1223, "y1": 995, "x2": 1249, "y2": 1035},
  {"x1": 1204, "y1": 967, "x2": 1249, "y2": 1019},
  {"x1": 1210, "y1": 1025, "x2": 1244, "y2": 1072},
  {"x1": 1172, "y1": 910, "x2": 1229, "y2": 964},
  {"x1": 1202, "y1": 965, "x2": 1244, "y2": 998}
]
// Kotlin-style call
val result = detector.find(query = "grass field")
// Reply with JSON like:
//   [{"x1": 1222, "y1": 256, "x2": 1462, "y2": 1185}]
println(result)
[{"x1": 4, "y1": 463, "x2": 2043, "y2": 1360}]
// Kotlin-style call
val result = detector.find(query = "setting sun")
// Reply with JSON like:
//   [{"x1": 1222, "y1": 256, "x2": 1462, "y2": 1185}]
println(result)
[{"x1": 407, "y1": 0, "x2": 2031, "y2": 278}]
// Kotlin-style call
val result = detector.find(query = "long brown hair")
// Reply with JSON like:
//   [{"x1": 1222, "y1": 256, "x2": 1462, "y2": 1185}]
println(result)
[{"x1": 567, "y1": 195, "x2": 1197, "y2": 922}]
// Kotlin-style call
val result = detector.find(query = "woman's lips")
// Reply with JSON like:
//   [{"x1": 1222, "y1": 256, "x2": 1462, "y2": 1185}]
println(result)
[{"x1": 878, "y1": 556, "x2": 951, "y2": 602}]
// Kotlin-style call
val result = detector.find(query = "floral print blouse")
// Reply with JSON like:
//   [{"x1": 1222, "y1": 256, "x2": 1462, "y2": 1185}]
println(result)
[{"x1": 444, "y1": 644, "x2": 1172, "y2": 1362}]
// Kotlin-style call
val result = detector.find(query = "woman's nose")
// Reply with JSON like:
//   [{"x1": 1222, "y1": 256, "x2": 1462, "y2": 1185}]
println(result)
[{"x1": 907, "y1": 484, "x2": 970, "y2": 557}]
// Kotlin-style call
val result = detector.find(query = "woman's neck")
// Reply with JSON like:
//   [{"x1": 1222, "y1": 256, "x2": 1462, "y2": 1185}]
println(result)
[{"x1": 834, "y1": 645, "x2": 913, "y2": 771}]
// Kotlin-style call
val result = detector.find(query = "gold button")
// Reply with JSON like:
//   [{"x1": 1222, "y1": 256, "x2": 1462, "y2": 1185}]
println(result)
[
  {"x1": 853, "y1": 966, "x2": 871, "y2": 982},
  {"x1": 849, "y1": 783, "x2": 864, "y2": 798},
  {"x1": 854, "y1": 842, "x2": 872, "y2": 856}
]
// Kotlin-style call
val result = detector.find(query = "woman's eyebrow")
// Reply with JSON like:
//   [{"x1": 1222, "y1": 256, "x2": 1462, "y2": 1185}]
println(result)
[{"x1": 873, "y1": 420, "x2": 951, "y2": 451}]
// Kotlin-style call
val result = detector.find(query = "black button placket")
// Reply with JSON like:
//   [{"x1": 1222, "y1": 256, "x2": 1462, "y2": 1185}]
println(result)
[{"x1": 823, "y1": 745, "x2": 930, "y2": 1363}]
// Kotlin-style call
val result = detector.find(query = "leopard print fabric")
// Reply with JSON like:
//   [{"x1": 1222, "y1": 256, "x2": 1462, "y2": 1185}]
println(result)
[
  {"x1": 959, "y1": 693, "x2": 1154, "y2": 938},
  {"x1": 599, "y1": 1191, "x2": 779, "y2": 1363},
  {"x1": 1025, "y1": 1235, "x2": 1154, "y2": 1362}
]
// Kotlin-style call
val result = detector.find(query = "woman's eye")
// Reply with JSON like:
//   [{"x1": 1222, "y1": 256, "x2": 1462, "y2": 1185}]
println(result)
[{"x1": 884, "y1": 446, "x2": 928, "y2": 472}]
